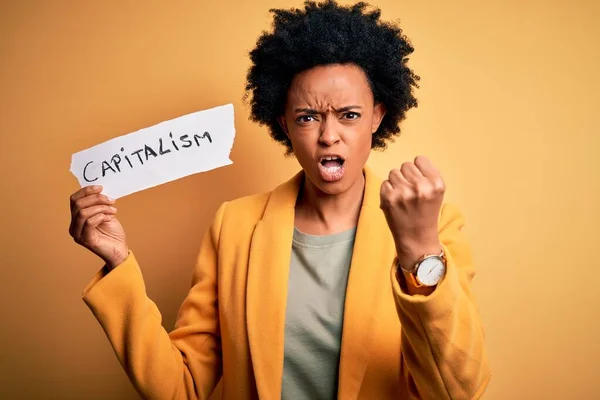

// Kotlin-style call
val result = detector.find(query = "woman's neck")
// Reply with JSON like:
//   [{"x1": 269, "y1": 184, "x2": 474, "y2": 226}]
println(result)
[{"x1": 294, "y1": 172, "x2": 365, "y2": 235}]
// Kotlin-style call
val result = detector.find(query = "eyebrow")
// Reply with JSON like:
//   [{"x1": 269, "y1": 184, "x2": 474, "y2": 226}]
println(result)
[{"x1": 294, "y1": 105, "x2": 363, "y2": 114}]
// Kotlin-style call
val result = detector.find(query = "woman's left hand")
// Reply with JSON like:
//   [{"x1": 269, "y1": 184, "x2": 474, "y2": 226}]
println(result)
[{"x1": 379, "y1": 155, "x2": 445, "y2": 271}]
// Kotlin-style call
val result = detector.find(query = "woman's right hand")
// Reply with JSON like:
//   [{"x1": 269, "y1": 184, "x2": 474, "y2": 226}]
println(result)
[{"x1": 69, "y1": 185, "x2": 129, "y2": 270}]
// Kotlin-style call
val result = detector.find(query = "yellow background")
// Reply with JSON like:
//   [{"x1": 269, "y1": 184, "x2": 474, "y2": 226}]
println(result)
[{"x1": 1, "y1": 0, "x2": 598, "y2": 398}]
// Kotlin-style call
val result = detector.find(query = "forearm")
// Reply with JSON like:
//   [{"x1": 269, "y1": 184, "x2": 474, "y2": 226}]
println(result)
[
  {"x1": 391, "y1": 249, "x2": 490, "y2": 400},
  {"x1": 82, "y1": 252, "x2": 221, "y2": 399}
]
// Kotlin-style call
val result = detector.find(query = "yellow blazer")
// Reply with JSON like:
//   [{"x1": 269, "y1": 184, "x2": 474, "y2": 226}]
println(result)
[{"x1": 83, "y1": 166, "x2": 490, "y2": 400}]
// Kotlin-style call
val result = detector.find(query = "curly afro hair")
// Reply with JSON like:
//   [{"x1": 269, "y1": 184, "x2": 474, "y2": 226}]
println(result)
[{"x1": 244, "y1": 0, "x2": 420, "y2": 155}]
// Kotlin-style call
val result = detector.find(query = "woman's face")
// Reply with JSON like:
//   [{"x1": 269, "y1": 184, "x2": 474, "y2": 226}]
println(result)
[{"x1": 280, "y1": 64, "x2": 385, "y2": 196}]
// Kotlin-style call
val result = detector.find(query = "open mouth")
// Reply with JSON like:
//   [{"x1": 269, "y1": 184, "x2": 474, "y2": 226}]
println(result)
[
  {"x1": 319, "y1": 155, "x2": 345, "y2": 169},
  {"x1": 317, "y1": 155, "x2": 346, "y2": 182}
]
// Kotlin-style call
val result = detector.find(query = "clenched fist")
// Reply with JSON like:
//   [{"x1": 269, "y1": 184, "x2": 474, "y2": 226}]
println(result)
[
  {"x1": 380, "y1": 156, "x2": 445, "y2": 271},
  {"x1": 69, "y1": 186, "x2": 129, "y2": 270}
]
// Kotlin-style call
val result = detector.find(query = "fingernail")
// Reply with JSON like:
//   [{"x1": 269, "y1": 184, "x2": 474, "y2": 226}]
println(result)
[
  {"x1": 110, "y1": 206, "x2": 117, "y2": 212},
  {"x1": 107, "y1": 196, "x2": 115, "y2": 202}
]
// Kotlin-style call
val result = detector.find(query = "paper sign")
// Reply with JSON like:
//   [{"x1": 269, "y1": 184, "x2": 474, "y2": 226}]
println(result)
[{"x1": 70, "y1": 103, "x2": 235, "y2": 199}]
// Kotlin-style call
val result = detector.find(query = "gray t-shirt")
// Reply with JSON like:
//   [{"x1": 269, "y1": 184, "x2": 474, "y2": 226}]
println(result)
[{"x1": 281, "y1": 226, "x2": 357, "y2": 400}]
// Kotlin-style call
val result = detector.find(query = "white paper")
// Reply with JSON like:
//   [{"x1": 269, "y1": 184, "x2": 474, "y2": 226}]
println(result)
[{"x1": 70, "y1": 103, "x2": 235, "y2": 199}]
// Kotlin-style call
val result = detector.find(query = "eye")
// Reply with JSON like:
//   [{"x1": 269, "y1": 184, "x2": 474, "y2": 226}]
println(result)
[
  {"x1": 342, "y1": 112, "x2": 360, "y2": 120},
  {"x1": 296, "y1": 115, "x2": 317, "y2": 123}
]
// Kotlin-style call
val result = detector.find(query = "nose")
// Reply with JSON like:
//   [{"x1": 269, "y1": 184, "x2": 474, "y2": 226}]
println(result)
[{"x1": 318, "y1": 117, "x2": 341, "y2": 146}]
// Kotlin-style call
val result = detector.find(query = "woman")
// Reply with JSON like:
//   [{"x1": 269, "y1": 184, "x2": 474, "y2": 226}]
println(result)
[{"x1": 69, "y1": 1, "x2": 490, "y2": 399}]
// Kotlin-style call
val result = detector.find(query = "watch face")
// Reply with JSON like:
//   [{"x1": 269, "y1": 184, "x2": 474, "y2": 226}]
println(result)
[{"x1": 416, "y1": 256, "x2": 446, "y2": 286}]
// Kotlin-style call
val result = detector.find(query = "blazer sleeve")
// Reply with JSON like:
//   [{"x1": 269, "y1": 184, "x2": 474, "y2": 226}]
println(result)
[
  {"x1": 391, "y1": 203, "x2": 491, "y2": 400},
  {"x1": 81, "y1": 202, "x2": 228, "y2": 400}
]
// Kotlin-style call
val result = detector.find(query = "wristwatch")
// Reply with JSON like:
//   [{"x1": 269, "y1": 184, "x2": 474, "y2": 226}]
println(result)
[{"x1": 398, "y1": 250, "x2": 446, "y2": 287}]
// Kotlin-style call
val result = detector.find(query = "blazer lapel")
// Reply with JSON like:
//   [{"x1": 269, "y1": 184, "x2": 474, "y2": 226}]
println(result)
[
  {"x1": 246, "y1": 171, "x2": 302, "y2": 400},
  {"x1": 246, "y1": 166, "x2": 394, "y2": 399},
  {"x1": 337, "y1": 166, "x2": 396, "y2": 399}
]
